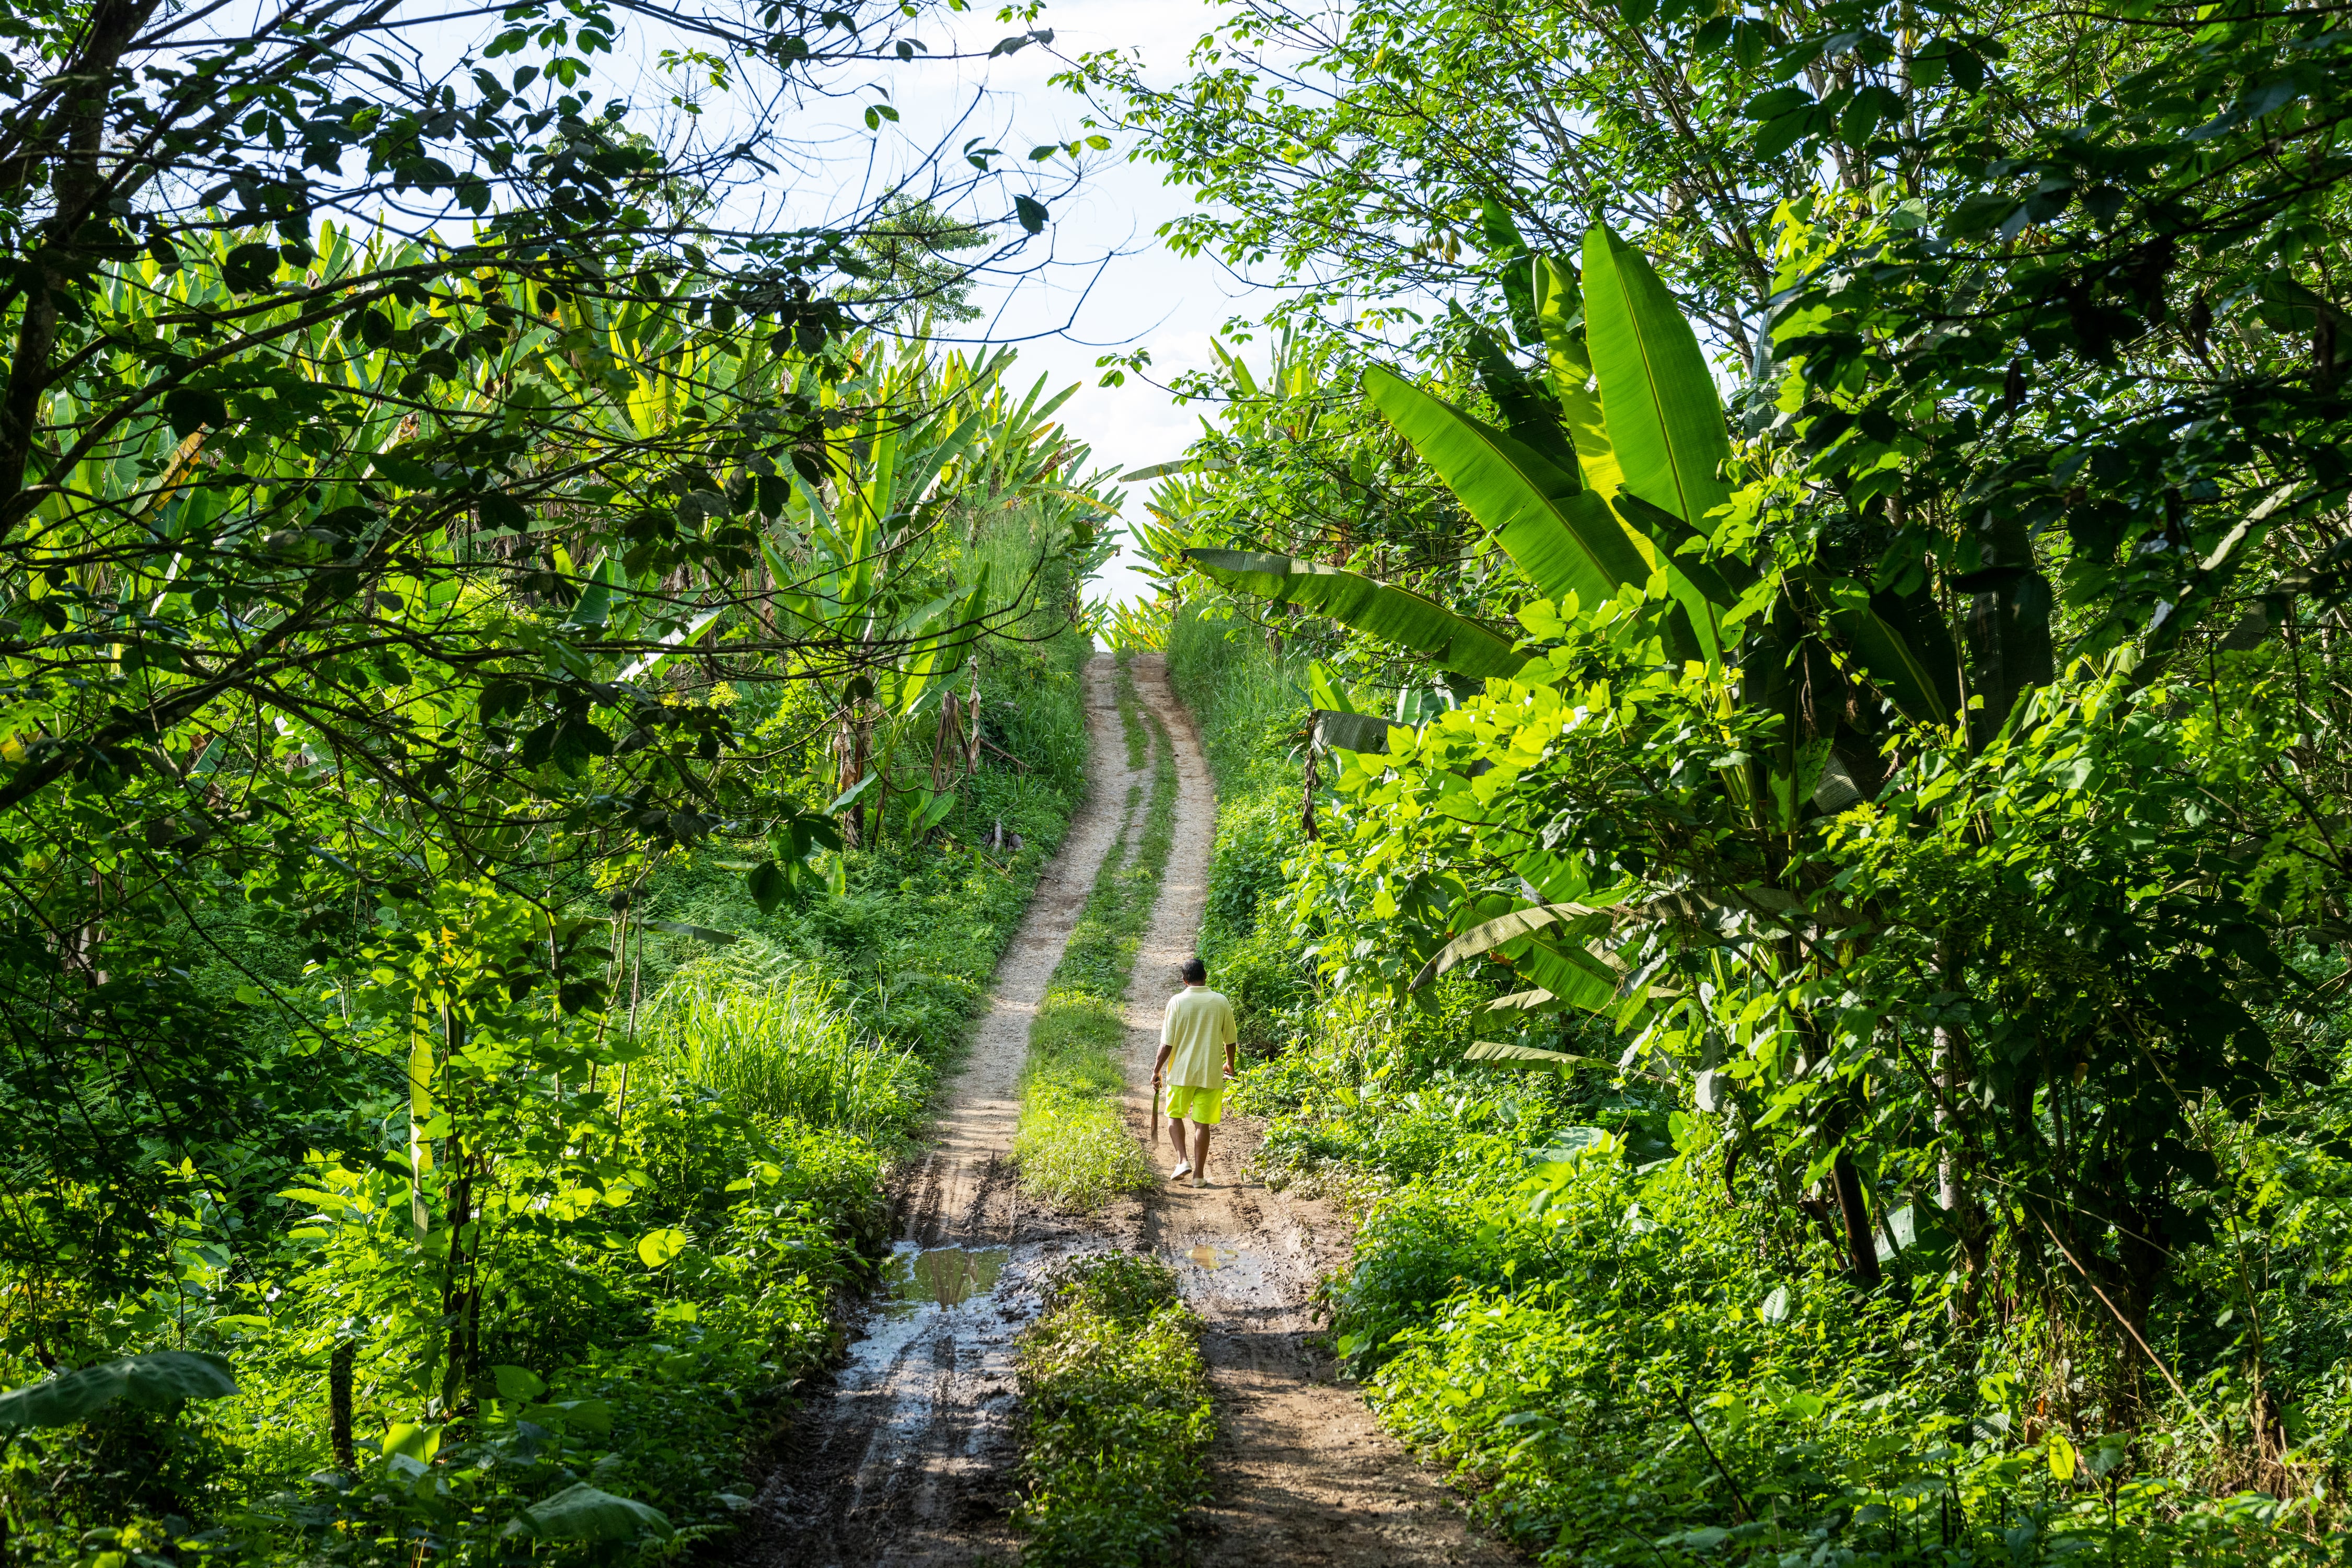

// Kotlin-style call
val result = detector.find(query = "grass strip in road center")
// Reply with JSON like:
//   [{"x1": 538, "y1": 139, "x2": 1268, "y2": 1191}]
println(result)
[
  {"x1": 1013, "y1": 1253, "x2": 1213, "y2": 1567},
  {"x1": 1011, "y1": 660, "x2": 1178, "y2": 1209}
]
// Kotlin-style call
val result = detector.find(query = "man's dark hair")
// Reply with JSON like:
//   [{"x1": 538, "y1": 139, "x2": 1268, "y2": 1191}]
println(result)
[{"x1": 1182, "y1": 957, "x2": 1208, "y2": 985}]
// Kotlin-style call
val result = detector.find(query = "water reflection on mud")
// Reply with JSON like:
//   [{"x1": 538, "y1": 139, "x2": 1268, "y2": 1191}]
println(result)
[{"x1": 881, "y1": 1244, "x2": 1012, "y2": 1314}]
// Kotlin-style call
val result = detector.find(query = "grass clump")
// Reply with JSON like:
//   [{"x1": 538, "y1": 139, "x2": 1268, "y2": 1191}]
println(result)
[
  {"x1": 1014, "y1": 1253, "x2": 1213, "y2": 1567},
  {"x1": 1116, "y1": 648, "x2": 1149, "y2": 769},
  {"x1": 639, "y1": 938, "x2": 928, "y2": 1144},
  {"x1": 1011, "y1": 665, "x2": 1178, "y2": 1209}
]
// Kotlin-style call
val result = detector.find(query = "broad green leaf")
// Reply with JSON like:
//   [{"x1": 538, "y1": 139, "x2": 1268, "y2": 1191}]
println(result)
[
  {"x1": 2048, "y1": 1432, "x2": 2078, "y2": 1483},
  {"x1": 1411, "y1": 903, "x2": 1606, "y2": 990},
  {"x1": 827, "y1": 772, "x2": 882, "y2": 815},
  {"x1": 1182, "y1": 548, "x2": 1527, "y2": 682},
  {"x1": 493, "y1": 1365, "x2": 546, "y2": 1403},
  {"x1": 1308, "y1": 661, "x2": 1359, "y2": 714},
  {"x1": 0, "y1": 1352, "x2": 238, "y2": 1432},
  {"x1": 1362, "y1": 367, "x2": 1651, "y2": 613},
  {"x1": 643, "y1": 919, "x2": 737, "y2": 946},
  {"x1": 1611, "y1": 489, "x2": 1754, "y2": 612},
  {"x1": 2085, "y1": 1434, "x2": 2131, "y2": 1480},
  {"x1": 507, "y1": 1483, "x2": 674, "y2": 1542},
  {"x1": 636, "y1": 1228, "x2": 690, "y2": 1267},
  {"x1": 1797, "y1": 569, "x2": 1956, "y2": 728},
  {"x1": 1312, "y1": 709, "x2": 1398, "y2": 756},
  {"x1": 1513, "y1": 935, "x2": 1630, "y2": 1016},
  {"x1": 1477, "y1": 197, "x2": 1539, "y2": 342},
  {"x1": 1534, "y1": 255, "x2": 1627, "y2": 500},
  {"x1": 747, "y1": 859, "x2": 789, "y2": 916},
  {"x1": 1464, "y1": 1039, "x2": 1581, "y2": 1069},
  {"x1": 1454, "y1": 309, "x2": 1578, "y2": 471},
  {"x1": 381, "y1": 1422, "x2": 440, "y2": 1461},
  {"x1": 1581, "y1": 225, "x2": 1733, "y2": 529},
  {"x1": 1116, "y1": 457, "x2": 1229, "y2": 482},
  {"x1": 1482, "y1": 988, "x2": 1566, "y2": 1014}
]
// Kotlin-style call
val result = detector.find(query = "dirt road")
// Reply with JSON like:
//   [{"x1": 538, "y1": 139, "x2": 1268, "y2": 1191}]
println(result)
[{"x1": 745, "y1": 652, "x2": 1512, "y2": 1567}]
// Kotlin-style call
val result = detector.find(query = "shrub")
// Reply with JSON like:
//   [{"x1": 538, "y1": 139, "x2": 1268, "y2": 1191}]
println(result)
[{"x1": 1015, "y1": 1254, "x2": 1213, "y2": 1568}]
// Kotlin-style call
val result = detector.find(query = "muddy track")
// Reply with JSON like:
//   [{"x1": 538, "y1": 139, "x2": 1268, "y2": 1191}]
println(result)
[{"x1": 741, "y1": 652, "x2": 1513, "y2": 1568}]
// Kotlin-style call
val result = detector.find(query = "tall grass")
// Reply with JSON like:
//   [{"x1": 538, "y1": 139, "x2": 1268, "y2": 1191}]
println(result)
[{"x1": 639, "y1": 938, "x2": 928, "y2": 1141}]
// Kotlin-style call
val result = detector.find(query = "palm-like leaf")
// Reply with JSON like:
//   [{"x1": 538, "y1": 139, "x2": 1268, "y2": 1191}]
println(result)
[
  {"x1": 1362, "y1": 366, "x2": 1650, "y2": 615},
  {"x1": 1409, "y1": 903, "x2": 1608, "y2": 990},
  {"x1": 1181, "y1": 548, "x2": 1529, "y2": 682},
  {"x1": 1582, "y1": 226, "x2": 1736, "y2": 532},
  {"x1": 1534, "y1": 255, "x2": 1628, "y2": 501},
  {"x1": 1312, "y1": 709, "x2": 1400, "y2": 756}
]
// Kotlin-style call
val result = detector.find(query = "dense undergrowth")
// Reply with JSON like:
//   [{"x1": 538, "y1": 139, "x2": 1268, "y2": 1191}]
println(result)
[
  {"x1": 1012, "y1": 657, "x2": 1173, "y2": 1210},
  {"x1": 1168, "y1": 605, "x2": 2352, "y2": 1568},
  {"x1": 1012, "y1": 1253, "x2": 1213, "y2": 1568},
  {"x1": 0, "y1": 628, "x2": 1093, "y2": 1564}
]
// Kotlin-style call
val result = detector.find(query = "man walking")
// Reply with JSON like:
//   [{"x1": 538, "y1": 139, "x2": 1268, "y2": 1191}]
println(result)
[{"x1": 1152, "y1": 956, "x2": 1237, "y2": 1187}]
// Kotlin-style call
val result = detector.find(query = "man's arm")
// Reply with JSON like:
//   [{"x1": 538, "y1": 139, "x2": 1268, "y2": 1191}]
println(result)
[
  {"x1": 1152, "y1": 1041, "x2": 1172, "y2": 1083},
  {"x1": 1223, "y1": 1001, "x2": 1238, "y2": 1077}
]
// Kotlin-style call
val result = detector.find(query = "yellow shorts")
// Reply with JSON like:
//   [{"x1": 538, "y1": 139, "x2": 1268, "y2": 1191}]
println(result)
[{"x1": 1164, "y1": 1081, "x2": 1225, "y2": 1126}]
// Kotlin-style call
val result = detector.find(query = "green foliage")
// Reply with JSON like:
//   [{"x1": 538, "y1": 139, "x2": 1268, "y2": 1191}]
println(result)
[
  {"x1": 1171, "y1": 597, "x2": 2352, "y2": 1565},
  {"x1": 0, "y1": 619, "x2": 1095, "y2": 1562},
  {"x1": 1014, "y1": 1253, "x2": 1212, "y2": 1568},
  {"x1": 639, "y1": 945, "x2": 927, "y2": 1143},
  {"x1": 1345, "y1": 1136, "x2": 2338, "y2": 1567},
  {"x1": 0, "y1": 1354, "x2": 239, "y2": 1433}
]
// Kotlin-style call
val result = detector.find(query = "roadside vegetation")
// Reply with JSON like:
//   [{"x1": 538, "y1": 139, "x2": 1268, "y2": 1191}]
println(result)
[
  {"x1": 1013, "y1": 1253, "x2": 1214, "y2": 1568},
  {"x1": 1093, "y1": 0, "x2": 2352, "y2": 1554},
  {"x1": 1013, "y1": 659, "x2": 1175, "y2": 1210},
  {"x1": 0, "y1": 0, "x2": 1115, "y2": 1549},
  {"x1": 1171, "y1": 608, "x2": 2350, "y2": 1566}
]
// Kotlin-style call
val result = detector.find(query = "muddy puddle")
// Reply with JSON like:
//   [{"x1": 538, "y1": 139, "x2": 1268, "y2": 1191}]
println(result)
[{"x1": 881, "y1": 1243, "x2": 1011, "y2": 1313}]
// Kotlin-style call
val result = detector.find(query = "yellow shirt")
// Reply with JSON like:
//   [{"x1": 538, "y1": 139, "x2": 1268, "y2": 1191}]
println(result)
[{"x1": 1160, "y1": 986, "x2": 1237, "y2": 1088}]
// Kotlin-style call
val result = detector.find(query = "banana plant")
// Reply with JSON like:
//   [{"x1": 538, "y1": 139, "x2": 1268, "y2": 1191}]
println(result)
[{"x1": 1182, "y1": 223, "x2": 1963, "y2": 1027}]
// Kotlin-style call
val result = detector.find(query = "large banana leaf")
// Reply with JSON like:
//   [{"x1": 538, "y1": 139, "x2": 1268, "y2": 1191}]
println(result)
[
  {"x1": 1463, "y1": 1039, "x2": 1586, "y2": 1070},
  {"x1": 1453, "y1": 308, "x2": 1580, "y2": 473},
  {"x1": 1582, "y1": 226, "x2": 1734, "y2": 531},
  {"x1": 1362, "y1": 366, "x2": 1651, "y2": 617},
  {"x1": 1312, "y1": 708, "x2": 1399, "y2": 755},
  {"x1": 1410, "y1": 902, "x2": 1608, "y2": 990},
  {"x1": 1534, "y1": 255, "x2": 1628, "y2": 501},
  {"x1": 1794, "y1": 568, "x2": 1958, "y2": 728},
  {"x1": 1611, "y1": 489, "x2": 1755, "y2": 614},
  {"x1": 1515, "y1": 935, "x2": 1632, "y2": 1016},
  {"x1": 1182, "y1": 548, "x2": 1529, "y2": 682}
]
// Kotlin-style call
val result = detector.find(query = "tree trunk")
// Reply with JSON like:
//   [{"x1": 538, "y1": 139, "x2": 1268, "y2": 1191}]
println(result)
[
  {"x1": 1831, "y1": 1144, "x2": 1883, "y2": 1290},
  {"x1": 1301, "y1": 742, "x2": 1319, "y2": 841},
  {"x1": 1932, "y1": 940, "x2": 1989, "y2": 1321},
  {"x1": 964, "y1": 657, "x2": 981, "y2": 778},
  {"x1": 329, "y1": 1339, "x2": 356, "y2": 1472}
]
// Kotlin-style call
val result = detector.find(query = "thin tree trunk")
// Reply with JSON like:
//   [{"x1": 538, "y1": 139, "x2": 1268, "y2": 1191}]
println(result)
[
  {"x1": 1831, "y1": 1143, "x2": 1883, "y2": 1290},
  {"x1": 329, "y1": 1339, "x2": 356, "y2": 1472},
  {"x1": 1301, "y1": 741, "x2": 1319, "y2": 840}
]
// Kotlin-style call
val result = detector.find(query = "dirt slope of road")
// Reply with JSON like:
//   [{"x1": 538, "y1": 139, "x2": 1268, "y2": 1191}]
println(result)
[
  {"x1": 744, "y1": 651, "x2": 1512, "y2": 1568},
  {"x1": 744, "y1": 653, "x2": 1145, "y2": 1568},
  {"x1": 1119, "y1": 654, "x2": 1514, "y2": 1568}
]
